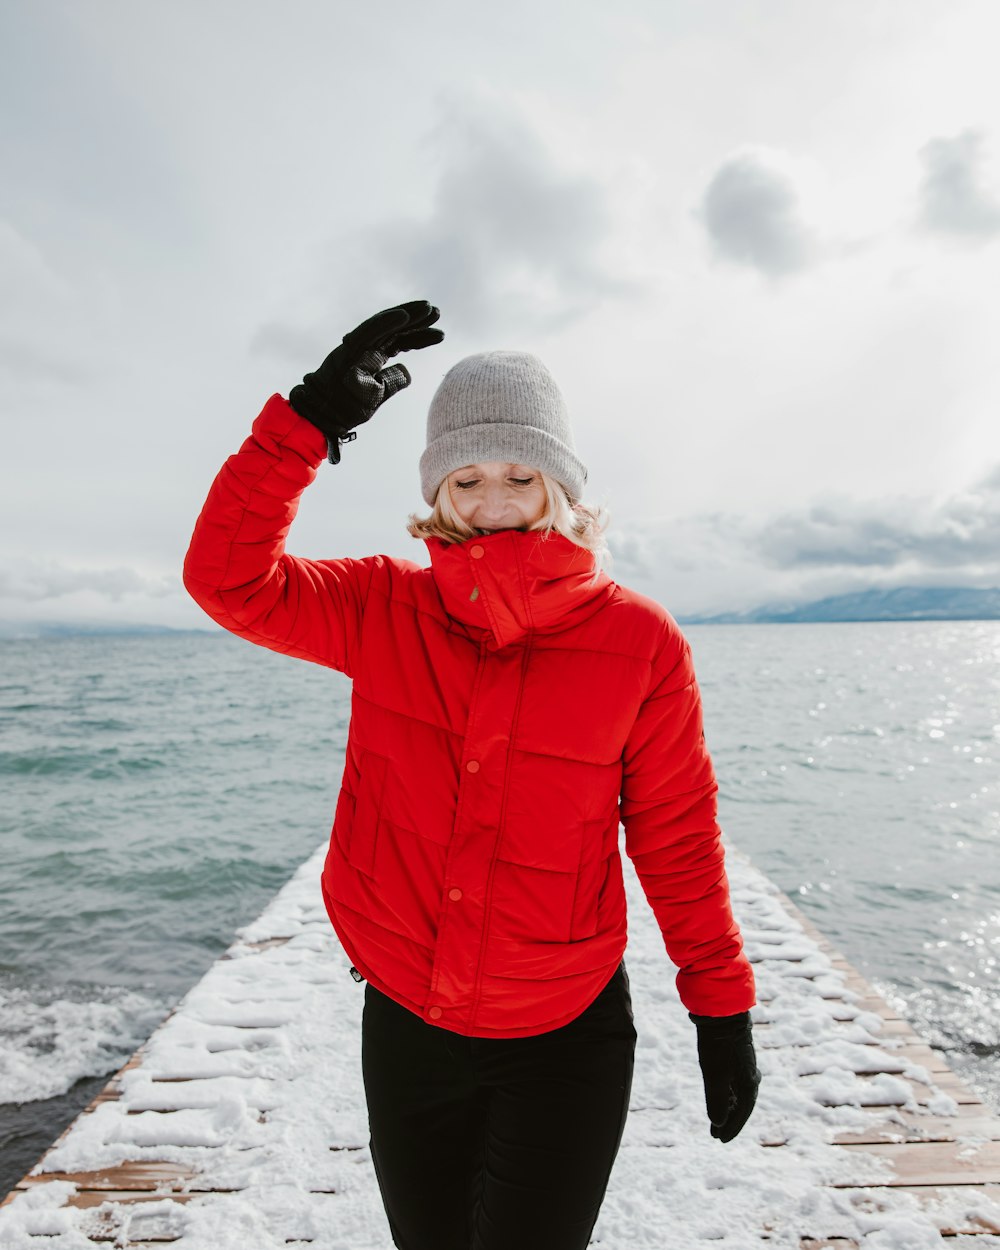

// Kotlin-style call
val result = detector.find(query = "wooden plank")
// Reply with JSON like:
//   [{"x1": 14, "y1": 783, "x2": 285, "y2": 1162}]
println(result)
[
  {"x1": 833, "y1": 1104, "x2": 1000, "y2": 1145},
  {"x1": 60, "y1": 1191, "x2": 199, "y2": 1210},
  {"x1": 832, "y1": 1140, "x2": 1000, "y2": 1186},
  {"x1": 756, "y1": 985, "x2": 863, "y2": 1004},
  {"x1": 832, "y1": 1038, "x2": 950, "y2": 1074},
  {"x1": 871, "y1": 1017, "x2": 925, "y2": 1039},
  {"x1": 852, "y1": 995, "x2": 906, "y2": 1020},
  {"x1": 763, "y1": 1107, "x2": 1000, "y2": 1149},
  {"x1": 14, "y1": 1163, "x2": 201, "y2": 1192},
  {"x1": 754, "y1": 1019, "x2": 935, "y2": 1046},
  {"x1": 894, "y1": 1041, "x2": 954, "y2": 1074},
  {"x1": 910, "y1": 1068, "x2": 988, "y2": 1107},
  {"x1": 91, "y1": 1052, "x2": 146, "y2": 1106},
  {"x1": 836, "y1": 966, "x2": 892, "y2": 1001},
  {"x1": 827, "y1": 1184, "x2": 1000, "y2": 1236},
  {"x1": 752, "y1": 1016, "x2": 909, "y2": 1033},
  {"x1": 764, "y1": 898, "x2": 901, "y2": 1006},
  {"x1": 804, "y1": 1068, "x2": 987, "y2": 1110}
]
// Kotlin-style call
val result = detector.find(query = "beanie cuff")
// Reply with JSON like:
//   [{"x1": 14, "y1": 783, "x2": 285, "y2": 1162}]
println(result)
[{"x1": 420, "y1": 423, "x2": 588, "y2": 507}]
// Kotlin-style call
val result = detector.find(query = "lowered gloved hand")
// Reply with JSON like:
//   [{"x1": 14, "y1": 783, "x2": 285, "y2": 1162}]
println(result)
[
  {"x1": 288, "y1": 301, "x2": 444, "y2": 464},
  {"x1": 688, "y1": 1010, "x2": 761, "y2": 1143}
]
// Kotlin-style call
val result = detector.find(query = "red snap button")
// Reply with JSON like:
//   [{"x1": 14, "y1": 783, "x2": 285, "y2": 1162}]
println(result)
[
  {"x1": 466, "y1": 760, "x2": 480, "y2": 773},
  {"x1": 428, "y1": 1006, "x2": 443, "y2": 1020},
  {"x1": 448, "y1": 887, "x2": 463, "y2": 901},
  {"x1": 470, "y1": 545, "x2": 484, "y2": 559}
]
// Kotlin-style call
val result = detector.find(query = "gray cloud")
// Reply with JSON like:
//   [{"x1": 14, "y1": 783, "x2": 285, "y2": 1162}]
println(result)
[
  {"x1": 754, "y1": 468, "x2": 1000, "y2": 571},
  {"x1": 0, "y1": 562, "x2": 174, "y2": 603},
  {"x1": 698, "y1": 149, "x2": 818, "y2": 276},
  {"x1": 378, "y1": 99, "x2": 645, "y2": 335},
  {"x1": 918, "y1": 130, "x2": 1000, "y2": 240},
  {"x1": 604, "y1": 466, "x2": 1000, "y2": 619},
  {"x1": 755, "y1": 502, "x2": 918, "y2": 569},
  {"x1": 251, "y1": 93, "x2": 646, "y2": 357}
]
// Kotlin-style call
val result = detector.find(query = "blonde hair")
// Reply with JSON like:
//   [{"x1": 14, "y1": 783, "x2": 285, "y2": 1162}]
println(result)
[{"x1": 406, "y1": 471, "x2": 612, "y2": 578}]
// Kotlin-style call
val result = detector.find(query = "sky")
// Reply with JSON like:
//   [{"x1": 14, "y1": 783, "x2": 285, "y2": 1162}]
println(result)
[{"x1": 3, "y1": 0, "x2": 1000, "y2": 626}]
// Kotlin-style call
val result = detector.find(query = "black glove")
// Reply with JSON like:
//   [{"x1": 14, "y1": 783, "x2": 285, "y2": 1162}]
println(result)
[
  {"x1": 688, "y1": 1010, "x2": 761, "y2": 1143},
  {"x1": 288, "y1": 301, "x2": 444, "y2": 464}
]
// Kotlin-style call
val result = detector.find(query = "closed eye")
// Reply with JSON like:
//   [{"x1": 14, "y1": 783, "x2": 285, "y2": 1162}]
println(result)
[{"x1": 454, "y1": 477, "x2": 536, "y2": 489}]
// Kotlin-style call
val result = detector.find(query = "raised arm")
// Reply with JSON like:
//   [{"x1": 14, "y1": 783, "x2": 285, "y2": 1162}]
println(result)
[{"x1": 182, "y1": 301, "x2": 444, "y2": 676}]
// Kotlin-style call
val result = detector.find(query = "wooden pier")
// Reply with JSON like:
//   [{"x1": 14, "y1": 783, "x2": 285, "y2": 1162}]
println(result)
[
  {"x1": 3, "y1": 842, "x2": 999, "y2": 1247},
  {"x1": 757, "y1": 886, "x2": 1000, "y2": 1245}
]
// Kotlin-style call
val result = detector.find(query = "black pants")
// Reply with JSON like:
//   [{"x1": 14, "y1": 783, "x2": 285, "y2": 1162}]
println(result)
[{"x1": 361, "y1": 962, "x2": 637, "y2": 1250}]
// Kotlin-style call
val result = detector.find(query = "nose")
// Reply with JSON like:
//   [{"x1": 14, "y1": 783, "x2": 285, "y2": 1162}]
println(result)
[{"x1": 477, "y1": 483, "x2": 512, "y2": 523}]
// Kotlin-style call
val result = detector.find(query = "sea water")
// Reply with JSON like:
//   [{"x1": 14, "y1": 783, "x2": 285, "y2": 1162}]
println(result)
[{"x1": 0, "y1": 622, "x2": 997, "y2": 1195}]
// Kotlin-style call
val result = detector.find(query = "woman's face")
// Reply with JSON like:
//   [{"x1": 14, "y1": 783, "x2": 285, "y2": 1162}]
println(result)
[{"x1": 446, "y1": 462, "x2": 547, "y2": 534}]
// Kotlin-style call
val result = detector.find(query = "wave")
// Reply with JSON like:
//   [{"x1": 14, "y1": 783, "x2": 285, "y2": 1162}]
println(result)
[
  {"x1": 0, "y1": 749, "x2": 168, "y2": 777},
  {"x1": 0, "y1": 985, "x2": 171, "y2": 1104}
]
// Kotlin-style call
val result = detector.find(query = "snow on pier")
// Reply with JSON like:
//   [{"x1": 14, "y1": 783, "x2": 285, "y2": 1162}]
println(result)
[{"x1": 3, "y1": 841, "x2": 1000, "y2": 1248}]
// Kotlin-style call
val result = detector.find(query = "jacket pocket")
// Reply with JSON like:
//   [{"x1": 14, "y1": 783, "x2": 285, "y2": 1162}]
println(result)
[
  {"x1": 570, "y1": 819, "x2": 609, "y2": 941},
  {"x1": 349, "y1": 751, "x2": 388, "y2": 878}
]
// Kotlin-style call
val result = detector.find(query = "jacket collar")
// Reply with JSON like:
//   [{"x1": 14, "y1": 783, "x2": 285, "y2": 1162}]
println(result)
[{"x1": 425, "y1": 530, "x2": 616, "y2": 651}]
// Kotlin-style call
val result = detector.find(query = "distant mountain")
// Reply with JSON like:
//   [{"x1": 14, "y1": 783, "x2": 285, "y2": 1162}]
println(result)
[
  {"x1": 5, "y1": 585, "x2": 999, "y2": 637},
  {"x1": 0, "y1": 621, "x2": 214, "y2": 640},
  {"x1": 682, "y1": 585, "x2": 1000, "y2": 624}
]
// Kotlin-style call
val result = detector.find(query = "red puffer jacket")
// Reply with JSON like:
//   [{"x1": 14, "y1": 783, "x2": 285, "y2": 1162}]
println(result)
[{"x1": 183, "y1": 394, "x2": 756, "y2": 1037}]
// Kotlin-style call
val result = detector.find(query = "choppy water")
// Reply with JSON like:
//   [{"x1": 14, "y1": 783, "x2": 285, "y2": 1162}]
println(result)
[
  {"x1": 698, "y1": 620, "x2": 1000, "y2": 1104},
  {"x1": 0, "y1": 622, "x2": 998, "y2": 1195}
]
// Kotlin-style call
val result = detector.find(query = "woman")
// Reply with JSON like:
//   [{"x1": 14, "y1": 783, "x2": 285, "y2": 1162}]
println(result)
[{"x1": 183, "y1": 301, "x2": 760, "y2": 1250}]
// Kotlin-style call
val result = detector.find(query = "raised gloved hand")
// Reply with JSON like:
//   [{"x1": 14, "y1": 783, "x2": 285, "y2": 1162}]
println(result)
[
  {"x1": 688, "y1": 1010, "x2": 761, "y2": 1143},
  {"x1": 288, "y1": 301, "x2": 444, "y2": 464}
]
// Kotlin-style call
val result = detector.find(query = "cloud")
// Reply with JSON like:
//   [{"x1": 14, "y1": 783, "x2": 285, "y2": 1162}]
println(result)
[
  {"x1": 0, "y1": 561, "x2": 174, "y2": 604},
  {"x1": 384, "y1": 97, "x2": 646, "y2": 334},
  {"x1": 606, "y1": 511, "x2": 775, "y2": 617},
  {"x1": 917, "y1": 130, "x2": 1000, "y2": 241},
  {"x1": 605, "y1": 466, "x2": 1000, "y2": 617},
  {"x1": 697, "y1": 147, "x2": 820, "y2": 277},
  {"x1": 754, "y1": 469, "x2": 1000, "y2": 571},
  {"x1": 251, "y1": 92, "x2": 647, "y2": 357}
]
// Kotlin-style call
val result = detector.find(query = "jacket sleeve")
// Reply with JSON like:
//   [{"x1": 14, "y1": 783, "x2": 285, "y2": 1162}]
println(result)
[
  {"x1": 182, "y1": 393, "x2": 376, "y2": 678},
  {"x1": 620, "y1": 634, "x2": 756, "y2": 1016}
]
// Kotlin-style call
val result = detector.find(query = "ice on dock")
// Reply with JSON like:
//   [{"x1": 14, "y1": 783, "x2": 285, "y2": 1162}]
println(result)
[{"x1": 3, "y1": 840, "x2": 1000, "y2": 1248}]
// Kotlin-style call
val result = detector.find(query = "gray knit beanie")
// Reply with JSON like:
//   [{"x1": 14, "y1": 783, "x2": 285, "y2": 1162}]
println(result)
[{"x1": 419, "y1": 351, "x2": 588, "y2": 507}]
